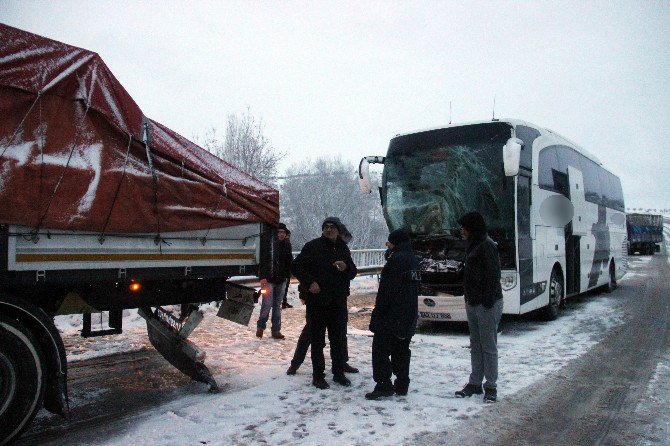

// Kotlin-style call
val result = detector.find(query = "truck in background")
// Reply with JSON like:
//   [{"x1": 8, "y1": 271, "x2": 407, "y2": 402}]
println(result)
[
  {"x1": 0, "y1": 24, "x2": 279, "y2": 445},
  {"x1": 626, "y1": 213, "x2": 664, "y2": 255}
]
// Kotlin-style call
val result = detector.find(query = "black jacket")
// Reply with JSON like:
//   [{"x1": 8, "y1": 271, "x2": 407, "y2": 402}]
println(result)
[
  {"x1": 369, "y1": 241, "x2": 421, "y2": 339},
  {"x1": 462, "y1": 232, "x2": 503, "y2": 308},
  {"x1": 258, "y1": 238, "x2": 293, "y2": 284},
  {"x1": 291, "y1": 236, "x2": 357, "y2": 307}
]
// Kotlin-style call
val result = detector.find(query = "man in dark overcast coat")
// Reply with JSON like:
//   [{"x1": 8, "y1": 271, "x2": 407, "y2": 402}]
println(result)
[
  {"x1": 291, "y1": 217, "x2": 358, "y2": 389},
  {"x1": 366, "y1": 228, "x2": 420, "y2": 400}
]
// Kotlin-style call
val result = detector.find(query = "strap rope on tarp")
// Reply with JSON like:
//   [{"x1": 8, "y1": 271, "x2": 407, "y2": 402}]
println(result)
[
  {"x1": 0, "y1": 93, "x2": 42, "y2": 160},
  {"x1": 32, "y1": 100, "x2": 92, "y2": 240},
  {"x1": 200, "y1": 182, "x2": 228, "y2": 246},
  {"x1": 98, "y1": 133, "x2": 133, "y2": 244},
  {"x1": 142, "y1": 121, "x2": 167, "y2": 251}
]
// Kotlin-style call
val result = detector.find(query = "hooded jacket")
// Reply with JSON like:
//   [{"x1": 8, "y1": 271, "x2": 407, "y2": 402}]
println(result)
[
  {"x1": 291, "y1": 235, "x2": 357, "y2": 307},
  {"x1": 258, "y1": 236, "x2": 293, "y2": 284},
  {"x1": 369, "y1": 240, "x2": 421, "y2": 339},
  {"x1": 462, "y1": 231, "x2": 503, "y2": 308}
]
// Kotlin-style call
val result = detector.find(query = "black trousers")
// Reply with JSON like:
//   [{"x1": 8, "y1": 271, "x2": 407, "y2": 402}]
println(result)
[
  {"x1": 306, "y1": 304, "x2": 346, "y2": 378},
  {"x1": 371, "y1": 332, "x2": 412, "y2": 393},
  {"x1": 291, "y1": 305, "x2": 349, "y2": 368}
]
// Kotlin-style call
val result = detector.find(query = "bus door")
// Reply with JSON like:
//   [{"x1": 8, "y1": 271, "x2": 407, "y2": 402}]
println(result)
[
  {"x1": 565, "y1": 222, "x2": 581, "y2": 296},
  {"x1": 568, "y1": 166, "x2": 588, "y2": 293}
]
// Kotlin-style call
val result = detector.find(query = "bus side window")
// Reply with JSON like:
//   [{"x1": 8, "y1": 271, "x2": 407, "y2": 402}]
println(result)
[{"x1": 515, "y1": 125, "x2": 541, "y2": 170}]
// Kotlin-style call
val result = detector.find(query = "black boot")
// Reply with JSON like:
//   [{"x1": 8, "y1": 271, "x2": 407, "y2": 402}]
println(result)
[
  {"x1": 286, "y1": 364, "x2": 299, "y2": 375},
  {"x1": 365, "y1": 388, "x2": 394, "y2": 400},
  {"x1": 342, "y1": 363, "x2": 359, "y2": 374},
  {"x1": 483, "y1": 387, "x2": 497, "y2": 403},
  {"x1": 333, "y1": 374, "x2": 351, "y2": 386},
  {"x1": 455, "y1": 383, "x2": 483, "y2": 398},
  {"x1": 312, "y1": 377, "x2": 330, "y2": 389}
]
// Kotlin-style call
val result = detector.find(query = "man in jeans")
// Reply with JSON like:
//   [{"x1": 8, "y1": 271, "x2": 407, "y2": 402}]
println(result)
[
  {"x1": 454, "y1": 211, "x2": 503, "y2": 403},
  {"x1": 256, "y1": 223, "x2": 293, "y2": 340}
]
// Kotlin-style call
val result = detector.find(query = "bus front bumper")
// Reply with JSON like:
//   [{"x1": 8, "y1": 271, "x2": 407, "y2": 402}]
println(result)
[{"x1": 418, "y1": 293, "x2": 467, "y2": 322}]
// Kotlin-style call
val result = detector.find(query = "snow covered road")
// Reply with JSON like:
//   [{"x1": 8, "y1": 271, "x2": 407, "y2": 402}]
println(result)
[{"x1": 22, "y1": 278, "x2": 640, "y2": 445}]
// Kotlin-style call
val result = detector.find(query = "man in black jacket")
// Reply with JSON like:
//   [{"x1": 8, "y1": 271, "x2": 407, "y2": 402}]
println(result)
[
  {"x1": 256, "y1": 223, "x2": 293, "y2": 340},
  {"x1": 365, "y1": 228, "x2": 420, "y2": 400},
  {"x1": 291, "y1": 217, "x2": 358, "y2": 389},
  {"x1": 454, "y1": 211, "x2": 503, "y2": 403}
]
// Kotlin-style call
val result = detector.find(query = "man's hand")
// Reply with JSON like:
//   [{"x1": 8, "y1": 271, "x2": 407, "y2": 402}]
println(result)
[
  {"x1": 333, "y1": 261, "x2": 347, "y2": 272},
  {"x1": 309, "y1": 282, "x2": 321, "y2": 294}
]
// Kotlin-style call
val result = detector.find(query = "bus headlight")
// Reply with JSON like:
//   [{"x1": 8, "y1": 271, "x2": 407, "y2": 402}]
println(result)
[{"x1": 500, "y1": 272, "x2": 517, "y2": 291}]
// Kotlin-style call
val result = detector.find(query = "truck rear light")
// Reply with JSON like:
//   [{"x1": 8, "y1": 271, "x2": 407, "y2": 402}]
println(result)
[{"x1": 129, "y1": 282, "x2": 142, "y2": 292}]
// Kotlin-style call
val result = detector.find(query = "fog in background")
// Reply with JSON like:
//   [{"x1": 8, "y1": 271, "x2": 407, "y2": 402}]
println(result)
[{"x1": 2, "y1": 0, "x2": 668, "y2": 209}]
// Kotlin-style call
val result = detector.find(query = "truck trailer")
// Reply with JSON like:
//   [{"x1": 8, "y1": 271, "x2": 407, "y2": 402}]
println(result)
[
  {"x1": 0, "y1": 24, "x2": 279, "y2": 444},
  {"x1": 626, "y1": 213, "x2": 664, "y2": 255}
]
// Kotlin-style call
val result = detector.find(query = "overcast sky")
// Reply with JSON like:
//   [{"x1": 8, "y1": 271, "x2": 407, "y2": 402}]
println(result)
[{"x1": 2, "y1": 0, "x2": 669, "y2": 208}]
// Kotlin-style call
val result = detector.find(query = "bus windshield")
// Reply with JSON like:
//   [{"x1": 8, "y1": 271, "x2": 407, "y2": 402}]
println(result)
[{"x1": 382, "y1": 122, "x2": 516, "y2": 265}]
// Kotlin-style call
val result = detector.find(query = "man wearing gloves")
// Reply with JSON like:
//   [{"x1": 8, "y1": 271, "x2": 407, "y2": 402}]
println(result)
[
  {"x1": 291, "y1": 217, "x2": 358, "y2": 389},
  {"x1": 454, "y1": 211, "x2": 503, "y2": 403},
  {"x1": 366, "y1": 228, "x2": 420, "y2": 400}
]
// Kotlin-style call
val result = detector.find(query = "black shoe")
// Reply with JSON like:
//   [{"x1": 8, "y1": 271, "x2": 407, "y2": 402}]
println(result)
[
  {"x1": 455, "y1": 383, "x2": 483, "y2": 398},
  {"x1": 286, "y1": 364, "x2": 299, "y2": 375},
  {"x1": 312, "y1": 377, "x2": 330, "y2": 389},
  {"x1": 282, "y1": 302, "x2": 293, "y2": 309},
  {"x1": 365, "y1": 389, "x2": 394, "y2": 400},
  {"x1": 333, "y1": 374, "x2": 351, "y2": 387},
  {"x1": 483, "y1": 387, "x2": 497, "y2": 403},
  {"x1": 342, "y1": 363, "x2": 359, "y2": 374},
  {"x1": 394, "y1": 387, "x2": 408, "y2": 396}
]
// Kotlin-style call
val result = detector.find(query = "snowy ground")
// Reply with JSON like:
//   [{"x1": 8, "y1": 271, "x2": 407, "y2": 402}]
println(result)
[
  {"x1": 633, "y1": 221, "x2": 670, "y2": 445},
  {"x1": 46, "y1": 266, "x2": 645, "y2": 446}
]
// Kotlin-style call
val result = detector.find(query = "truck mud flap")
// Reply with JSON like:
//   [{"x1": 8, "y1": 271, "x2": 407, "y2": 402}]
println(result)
[
  {"x1": 217, "y1": 283, "x2": 258, "y2": 326},
  {"x1": 138, "y1": 307, "x2": 219, "y2": 393}
]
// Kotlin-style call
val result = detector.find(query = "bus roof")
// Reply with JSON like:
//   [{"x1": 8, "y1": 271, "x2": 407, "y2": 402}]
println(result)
[{"x1": 392, "y1": 118, "x2": 602, "y2": 166}]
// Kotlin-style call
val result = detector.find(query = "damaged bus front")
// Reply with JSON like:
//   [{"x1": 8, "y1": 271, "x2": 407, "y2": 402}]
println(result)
[{"x1": 360, "y1": 122, "x2": 519, "y2": 322}]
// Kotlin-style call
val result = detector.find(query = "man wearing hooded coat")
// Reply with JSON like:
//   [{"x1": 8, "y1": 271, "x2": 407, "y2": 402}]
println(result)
[
  {"x1": 366, "y1": 228, "x2": 420, "y2": 400},
  {"x1": 291, "y1": 217, "x2": 358, "y2": 389},
  {"x1": 454, "y1": 211, "x2": 503, "y2": 403}
]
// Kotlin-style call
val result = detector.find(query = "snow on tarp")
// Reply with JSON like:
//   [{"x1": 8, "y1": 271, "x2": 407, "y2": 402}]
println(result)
[{"x1": 0, "y1": 23, "x2": 279, "y2": 234}]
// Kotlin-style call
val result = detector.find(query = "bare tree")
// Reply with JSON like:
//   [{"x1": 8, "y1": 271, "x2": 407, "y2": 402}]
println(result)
[
  {"x1": 193, "y1": 109, "x2": 285, "y2": 185},
  {"x1": 280, "y1": 157, "x2": 387, "y2": 250}
]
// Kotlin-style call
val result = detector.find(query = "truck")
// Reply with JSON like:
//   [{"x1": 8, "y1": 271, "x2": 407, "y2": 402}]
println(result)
[
  {"x1": 0, "y1": 24, "x2": 279, "y2": 444},
  {"x1": 626, "y1": 213, "x2": 664, "y2": 255}
]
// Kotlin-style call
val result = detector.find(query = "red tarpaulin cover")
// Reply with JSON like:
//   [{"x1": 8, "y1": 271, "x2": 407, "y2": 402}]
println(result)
[{"x1": 0, "y1": 24, "x2": 279, "y2": 235}]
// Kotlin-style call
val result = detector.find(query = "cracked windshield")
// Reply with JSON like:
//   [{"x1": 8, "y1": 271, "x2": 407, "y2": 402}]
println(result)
[{"x1": 382, "y1": 123, "x2": 516, "y2": 244}]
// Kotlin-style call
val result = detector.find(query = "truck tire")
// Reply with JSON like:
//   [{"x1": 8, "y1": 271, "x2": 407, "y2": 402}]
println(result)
[
  {"x1": 0, "y1": 315, "x2": 46, "y2": 446},
  {"x1": 542, "y1": 267, "x2": 564, "y2": 321}
]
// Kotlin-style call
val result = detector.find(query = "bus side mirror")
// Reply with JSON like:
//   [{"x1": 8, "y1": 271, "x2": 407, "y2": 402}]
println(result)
[
  {"x1": 503, "y1": 138, "x2": 523, "y2": 176},
  {"x1": 358, "y1": 158, "x2": 372, "y2": 194}
]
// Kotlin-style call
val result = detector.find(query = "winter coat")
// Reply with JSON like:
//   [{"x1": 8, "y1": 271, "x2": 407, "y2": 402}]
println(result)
[
  {"x1": 291, "y1": 236, "x2": 357, "y2": 307},
  {"x1": 258, "y1": 238, "x2": 293, "y2": 284},
  {"x1": 462, "y1": 232, "x2": 503, "y2": 308},
  {"x1": 369, "y1": 240, "x2": 421, "y2": 339}
]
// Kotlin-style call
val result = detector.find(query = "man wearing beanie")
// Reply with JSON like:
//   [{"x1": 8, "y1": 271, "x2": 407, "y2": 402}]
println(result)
[
  {"x1": 291, "y1": 217, "x2": 358, "y2": 389},
  {"x1": 366, "y1": 228, "x2": 420, "y2": 400},
  {"x1": 255, "y1": 223, "x2": 293, "y2": 340},
  {"x1": 454, "y1": 211, "x2": 503, "y2": 403}
]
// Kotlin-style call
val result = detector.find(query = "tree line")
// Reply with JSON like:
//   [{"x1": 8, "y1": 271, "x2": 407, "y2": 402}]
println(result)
[{"x1": 194, "y1": 110, "x2": 388, "y2": 250}]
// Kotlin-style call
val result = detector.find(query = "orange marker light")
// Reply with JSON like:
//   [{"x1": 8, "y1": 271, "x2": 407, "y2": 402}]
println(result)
[
  {"x1": 259, "y1": 287, "x2": 269, "y2": 295},
  {"x1": 129, "y1": 282, "x2": 142, "y2": 292}
]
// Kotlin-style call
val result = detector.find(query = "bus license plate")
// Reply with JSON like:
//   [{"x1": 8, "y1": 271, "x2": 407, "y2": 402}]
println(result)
[{"x1": 420, "y1": 311, "x2": 451, "y2": 320}]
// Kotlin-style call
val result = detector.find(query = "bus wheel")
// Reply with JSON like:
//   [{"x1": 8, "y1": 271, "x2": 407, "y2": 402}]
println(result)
[
  {"x1": 0, "y1": 315, "x2": 46, "y2": 446},
  {"x1": 542, "y1": 268, "x2": 563, "y2": 321},
  {"x1": 605, "y1": 262, "x2": 617, "y2": 293}
]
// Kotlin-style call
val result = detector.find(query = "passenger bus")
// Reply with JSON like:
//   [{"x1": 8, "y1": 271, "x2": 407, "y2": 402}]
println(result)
[{"x1": 359, "y1": 119, "x2": 627, "y2": 321}]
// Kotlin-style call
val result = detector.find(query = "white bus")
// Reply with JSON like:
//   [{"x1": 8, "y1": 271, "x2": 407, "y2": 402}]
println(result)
[{"x1": 359, "y1": 119, "x2": 627, "y2": 321}]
